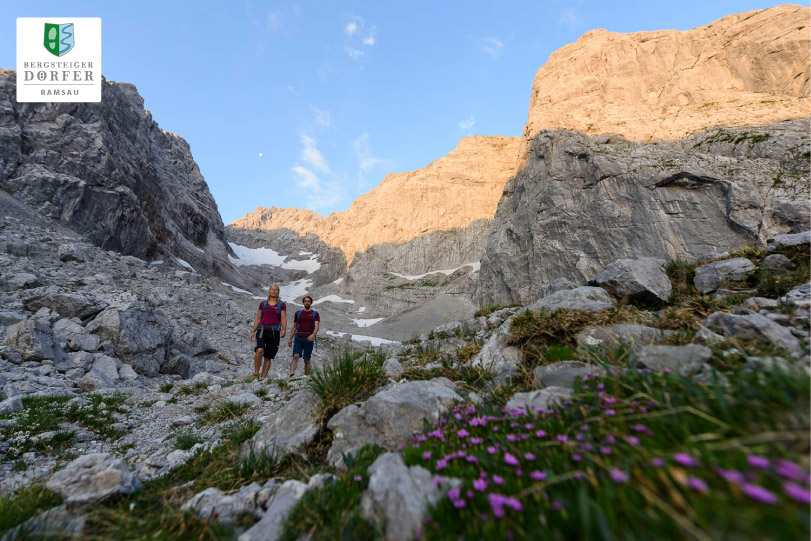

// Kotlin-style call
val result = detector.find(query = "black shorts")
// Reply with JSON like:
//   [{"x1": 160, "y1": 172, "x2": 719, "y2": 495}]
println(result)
[{"x1": 255, "y1": 329, "x2": 280, "y2": 359}]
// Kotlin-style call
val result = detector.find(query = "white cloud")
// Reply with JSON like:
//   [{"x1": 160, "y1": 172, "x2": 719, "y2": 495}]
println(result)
[
  {"x1": 292, "y1": 166, "x2": 320, "y2": 189},
  {"x1": 346, "y1": 46, "x2": 364, "y2": 59},
  {"x1": 291, "y1": 166, "x2": 342, "y2": 209},
  {"x1": 300, "y1": 134, "x2": 330, "y2": 173},
  {"x1": 362, "y1": 25, "x2": 376, "y2": 45},
  {"x1": 459, "y1": 115, "x2": 475, "y2": 132},
  {"x1": 344, "y1": 16, "x2": 376, "y2": 59},
  {"x1": 482, "y1": 37, "x2": 504, "y2": 58},
  {"x1": 267, "y1": 9, "x2": 280, "y2": 29},
  {"x1": 258, "y1": 152, "x2": 263, "y2": 157},
  {"x1": 310, "y1": 106, "x2": 332, "y2": 128},
  {"x1": 557, "y1": 8, "x2": 580, "y2": 30},
  {"x1": 353, "y1": 132, "x2": 394, "y2": 190}
]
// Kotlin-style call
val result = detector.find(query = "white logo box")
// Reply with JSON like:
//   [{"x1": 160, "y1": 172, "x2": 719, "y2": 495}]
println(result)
[{"x1": 16, "y1": 17, "x2": 102, "y2": 103}]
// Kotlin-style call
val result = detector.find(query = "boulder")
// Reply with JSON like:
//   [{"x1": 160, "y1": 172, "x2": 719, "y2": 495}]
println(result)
[
  {"x1": 589, "y1": 257, "x2": 672, "y2": 303},
  {"x1": 326, "y1": 378, "x2": 461, "y2": 468},
  {"x1": 4, "y1": 320, "x2": 64, "y2": 362},
  {"x1": 19, "y1": 287, "x2": 108, "y2": 320},
  {"x1": 505, "y1": 387, "x2": 572, "y2": 414},
  {"x1": 767, "y1": 231, "x2": 811, "y2": 251},
  {"x1": 533, "y1": 361, "x2": 592, "y2": 388},
  {"x1": 360, "y1": 453, "x2": 446, "y2": 541},
  {"x1": 760, "y1": 254, "x2": 794, "y2": 272},
  {"x1": 780, "y1": 282, "x2": 811, "y2": 309},
  {"x1": 470, "y1": 313, "x2": 524, "y2": 380},
  {"x1": 537, "y1": 278, "x2": 579, "y2": 299},
  {"x1": 161, "y1": 353, "x2": 193, "y2": 379},
  {"x1": 172, "y1": 327, "x2": 216, "y2": 357},
  {"x1": 241, "y1": 388, "x2": 321, "y2": 460},
  {"x1": 0, "y1": 505, "x2": 85, "y2": 540},
  {"x1": 693, "y1": 258, "x2": 755, "y2": 294},
  {"x1": 46, "y1": 453, "x2": 140, "y2": 508},
  {"x1": 57, "y1": 243, "x2": 89, "y2": 263},
  {"x1": 182, "y1": 483, "x2": 263, "y2": 525},
  {"x1": 575, "y1": 324, "x2": 665, "y2": 349},
  {"x1": 86, "y1": 303, "x2": 172, "y2": 377},
  {"x1": 239, "y1": 474, "x2": 332, "y2": 541},
  {"x1": 630, "y1": 344, "x2": 712, "y2": 373},
  {"x1": 528, "y1": 286, "x2": 616, "y2": 313},
  {"x1": 2, "y1": 272, "x2": 39, "y2": 291},
  {"x1": 0, "y1": 396, "x2": 23, "y2": 415},
  {"x1": 705, "y1": 312, "x2": 803, "y2": 358},
  {"x1": 382, "y1": 358, "x2": 404, "y2": 378}
]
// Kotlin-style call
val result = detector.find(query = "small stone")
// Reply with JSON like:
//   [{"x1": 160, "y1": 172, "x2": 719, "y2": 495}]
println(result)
[
  {"x1": 760, "y1": 254, "x2": 794, "y2": 272},
  {"x1": 693, "y1": 258, "x2": 755, "y2": 294},
  {"x1": 630, "y1": 344, "x2": 712, "y2": 373}
]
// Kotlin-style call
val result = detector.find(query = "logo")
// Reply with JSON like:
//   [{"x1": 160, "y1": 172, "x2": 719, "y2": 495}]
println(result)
[
  {"x1": 17, "y1": 18, "x2": 101, "y2": 103},
  {"x1": 44, "y1": 23, "x2": 75, "y2": 57}
]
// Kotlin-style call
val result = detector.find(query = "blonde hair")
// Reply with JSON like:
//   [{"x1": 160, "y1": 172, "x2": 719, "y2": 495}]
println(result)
[{"x1": 267, "y1": 284, "x2": 280, "y2": 301}]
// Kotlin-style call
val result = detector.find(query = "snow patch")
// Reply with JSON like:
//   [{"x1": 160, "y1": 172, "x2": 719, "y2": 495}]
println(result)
[
  {"x1": 351, "y1": 318, "x2": 384, "y2": 328},
  {"x1": 280, "y1": 279, "x2": 313, "y2": 302},
  {"x1": 332, "y1": 277, "x2": 343, "y2": 285},
  {"x1": 221, "y1": 282, "x2": 254, "y2": 296},
  {"x1": 326, "y1": 330, "x2": 347, "y2": 338},
  {"x1": 357, "y1": 306, "x2": 366, "y2": 313},
  {"x1": 351, "y1": 334, "x2": 399, "y2": 346},
  {"x1": 227, "y1": 242, "x2": 321, "y2": 273},
  {"x1": 176, "y1": 258, "x2": 196, "y2": 272},
  {"x1": 313, "y1": 295, "x2": 355, "y2": 305},
  {"x1": 388, "y1": 262, "x2": 480, "y2": 281}
]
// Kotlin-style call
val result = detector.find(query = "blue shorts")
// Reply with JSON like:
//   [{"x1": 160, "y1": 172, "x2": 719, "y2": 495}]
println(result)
[{"x1": 292, "y1": 335, "x2": 314, "y2": 360}]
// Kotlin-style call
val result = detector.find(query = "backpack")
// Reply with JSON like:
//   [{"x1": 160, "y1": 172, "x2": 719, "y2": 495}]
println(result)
[{"x1": 259, "y1": 300, "x2": 284, "y2": 332}]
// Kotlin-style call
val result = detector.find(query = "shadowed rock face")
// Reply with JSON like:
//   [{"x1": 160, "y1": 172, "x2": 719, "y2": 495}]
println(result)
[
  {"x1": 0, "y1": 70, "x2": 245, "y2": 285},
  {"x1": 475, "y1": 120, "x2": 810, "y2": 306}
]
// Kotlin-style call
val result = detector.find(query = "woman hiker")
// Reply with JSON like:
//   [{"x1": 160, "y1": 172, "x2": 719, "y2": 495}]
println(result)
[
  {"x1": 249, "y1": 284, "x2": 286, "y2": 380},
  {"x1": 287, "y1": 295, "x2": 319, "y2": 378}
]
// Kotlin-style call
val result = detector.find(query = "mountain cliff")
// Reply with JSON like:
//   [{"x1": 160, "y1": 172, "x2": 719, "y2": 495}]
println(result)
[
  {"x1": 0, "y1": 70, "x2": 247, "y2": 286},
  {"x1": 519, "y1": 3, "x2": 809, "y2": 164},
  {"x1": 229, "y1": 136, "x2": 520, "y2": 267}
]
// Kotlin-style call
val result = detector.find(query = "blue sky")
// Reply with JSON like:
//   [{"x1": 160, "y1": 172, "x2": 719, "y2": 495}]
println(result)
[{"x1": 2, "y1": 1, "x2": 799, "y2": 223}]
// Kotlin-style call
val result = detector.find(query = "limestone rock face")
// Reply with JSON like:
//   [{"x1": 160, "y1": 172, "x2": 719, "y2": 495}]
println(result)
[
  {"x1": 519, "y1": 4, "x2": 810, "y2": 160},
  {"x1": 46, "y1": 453, "x2": 140, "y2": 508},
  {"x1": 0, "y1": 70, "x2": 244, "y2": 285},
  {"x1": 230, "y1": 136, "x2": 520, "y2": 266},
  {"x1": 476, "y1": 120, "x2": 810, "y2": 306}
]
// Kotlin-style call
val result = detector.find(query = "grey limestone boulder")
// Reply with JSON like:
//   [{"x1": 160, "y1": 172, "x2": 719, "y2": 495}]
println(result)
[
  {"x1": 360, "y1": 452, "x2": 446, "y2": 541},
  {"x1": 576, "y1": 324, "x2": 666, "y2": 349},
  {"x1": 4, "y1": 320, "x2": 64, "y2": 362},
  {"x1": 780, "y1": 282, "x2": 811, "y2": 309},
  {"x1": 705, "y1": 312, "x2": 803, "y2": 358},
  {"x1": 589, "y1": 257, "x2": 672, "y2": 303},
  {"x1": 86, "y1": 303, "x2": 172, "y2": 377},
  {"x1": 760, "y1": 254, "x2": 794, "y2": 272},
  {"x1": 382, "y1": 358, "x2": 404, "y2": 378},
  {"x1": 241, "y1": 388, "x2": 321, "y2": 460},
  {"x1": 161, "y1": 353, "x2": 193, "y2": 378},
  {"x1": 239, "y1": 474, "x2": 332, "y2": 541},
  {"x1": 0, "y1": 505, "x2": 85, "y2": 541},
  {"x1": 57, "y1": 243, "x2": 89, "y2": 262},
  {"x1": 327, "y1": 378, "x2": 461, "y2": 468},
  {"x1": 693, "y1": 258, "x2": 755, "y2": 294},
  {"x1": 182, "y1": 483, "x2": 264, "y2": 525},
  {"x1": 19, "y1": 286, "x2": 108, "y2": 320},
  {"x1": 533, "y1": 361, "x2": 592, "y2": 388},
  {"x1": 529, "y1": 286, "x2": 616, "y2": 313},
  {"x1": 767, "y1": 231, "x2": 810, "y2": 251},
  {"x1": 470, "y1": 312, "x2": 524, "y2": 380},
  {"x1": 46, "y1": 453, "x2": 140, "y2": 508},
  {"x1": 630, "y1": 344, "x2": 712, "y2": 373},
  {"x1": 0, "y1": 396, "x2": 22, "y2": 415},
  {"x1": 505, "y1": 387, "x2": 572, "y2": 414}
]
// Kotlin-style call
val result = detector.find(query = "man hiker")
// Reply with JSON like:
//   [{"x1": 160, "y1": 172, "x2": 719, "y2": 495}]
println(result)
[
  {"x1": 250, "y1": 284, "x2": 286, "y2": 380},
  {"x1": 287, "y1": 295, "x2": 319, "y2": 377}
]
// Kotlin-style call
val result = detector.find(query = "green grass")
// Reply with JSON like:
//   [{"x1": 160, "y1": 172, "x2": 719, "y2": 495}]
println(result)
[
  {"x1": 159, "y1": 383, "x2": 174, "y2": 393},
  {"x1": 280, "y1": 444, "x2": 383, "y2": 541},
  {"x1": 0, "y1": 393, "x2": 130, "y2": 459},
  {"x1": 174, "y1": 430, "x2": 204, "y2": 451},
  {"x1": 0, "y1": 483, "x2": 62, "y2": 535},
  {"x1": 400, "y1": 363, "x2": 494, "y2": 392},
  {"x1": 401, "y1": 364, "x2": 810, "y2": 540},
  {"x1": 308, "y1": 350, "x2": 386, "y2": 418},
  {"x1": 474, "y1": 304, "x2": 522, "y2": 319},
  {"x1": 199, "y1": 401, "x2": 251, "y2": 425}
]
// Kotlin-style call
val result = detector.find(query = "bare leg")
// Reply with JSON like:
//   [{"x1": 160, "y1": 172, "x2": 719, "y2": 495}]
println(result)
[
  {"x1": 289, "y1": 354, "x2": 300, "y2": 376},
  {"x1": 253, "y1": 348, "x2": 263, "y2": 377},
  {"x1": 260, "y1": 357, "x2": 272, "y2": 378},
  {"x1": 304, "y1": 359, "x2": 311, "y2": 375}
]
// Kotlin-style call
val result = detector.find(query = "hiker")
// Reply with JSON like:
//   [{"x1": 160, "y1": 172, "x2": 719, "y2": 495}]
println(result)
[
  {"x1": 249, "y1": 284, "x2": 286, "y2": 380},
  {"x1": 287, "y1": 295, "x2": 319, "y2": 377}
]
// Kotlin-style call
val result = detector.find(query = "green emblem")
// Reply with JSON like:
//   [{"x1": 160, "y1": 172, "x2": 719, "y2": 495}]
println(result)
[{"x1": 44, "y1": 23, "x2": 75, "y2": 57}]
